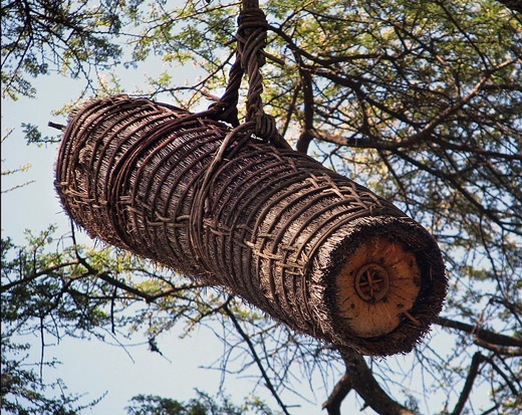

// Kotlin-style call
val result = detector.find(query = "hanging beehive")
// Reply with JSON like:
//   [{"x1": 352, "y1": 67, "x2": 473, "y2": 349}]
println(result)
[
  {"x1": 54, "y1": 1, "x2": 446, "y2": 355},
  {"x1": 54, "y1": 94, "x2": 446, "y2": 356}
]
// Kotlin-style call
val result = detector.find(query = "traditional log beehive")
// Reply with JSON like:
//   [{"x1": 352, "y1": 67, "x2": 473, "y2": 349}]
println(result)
[{"x1": 55, "y1": 94, "x2": 446, "y2": 355}]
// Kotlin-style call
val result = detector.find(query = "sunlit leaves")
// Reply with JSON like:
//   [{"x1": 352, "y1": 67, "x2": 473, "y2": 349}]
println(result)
[
  {"x1": 125, "y1": 390, "x2": 276, "y2": 415},
  {"x1": 1, "y1": 0, "x2": 125, "y2": 100}
]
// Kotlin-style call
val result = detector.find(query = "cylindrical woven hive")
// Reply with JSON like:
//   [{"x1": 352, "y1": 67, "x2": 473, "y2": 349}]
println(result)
[{"x1": 55, "y1": 94, "x2": 446, "y2": 355}]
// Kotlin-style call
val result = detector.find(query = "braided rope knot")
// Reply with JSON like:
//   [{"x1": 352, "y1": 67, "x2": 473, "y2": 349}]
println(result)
[
  {"x1": 204, "y1": 1, "x2": 290, "y2": 149},
  {"x1": 237, "y1": 8, "x2": 276, "y2": 142},
  {"x1": 237, "y1": 8, "x2": 268, "y2": 68}
]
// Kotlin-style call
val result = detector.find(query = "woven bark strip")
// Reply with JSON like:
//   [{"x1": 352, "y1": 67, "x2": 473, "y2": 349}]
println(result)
[{"x1": 55, "y1": 95, "x2": 447, "y2": 356}]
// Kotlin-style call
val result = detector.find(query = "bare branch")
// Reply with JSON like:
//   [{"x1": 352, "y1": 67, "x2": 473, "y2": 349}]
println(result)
[
  {"x1": 436, "y1": 316, "x2": 522, "y2": 349},
  {"x1": 452, "y1": 351, "x2": 520, "y2": 415},
  {"x1": 322, "y1": 373, "x2": 352, "y2": 415},
  {"x1": 473, "y1": 338, "x2": 522, "y2": 357},
  {"x1": 452, "y1": 352, "x2": 485, "y2": 415},
  {"x1": 223, "y1": 303, "x2": 291, "y2": 415},
  {"x1": 340, "y1": 348, "x2": 416, "y2": 415},
  {"x1": 296, "y1": 65, "x2": 315, "y2": 154}
]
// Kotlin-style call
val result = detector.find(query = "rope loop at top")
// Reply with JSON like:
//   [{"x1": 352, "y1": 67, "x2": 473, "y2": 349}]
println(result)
[{"x1": 205, "y1": 0, "x2": 290, "y2": 150}]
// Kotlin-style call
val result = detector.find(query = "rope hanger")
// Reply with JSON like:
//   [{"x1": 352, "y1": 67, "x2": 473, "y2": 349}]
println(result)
[
  {"x1": 207, "y1": 0, "x2": 291, "y2": 150},
  {"x1": 48, "y1": 0, "x2": 290, "y2": 149}
]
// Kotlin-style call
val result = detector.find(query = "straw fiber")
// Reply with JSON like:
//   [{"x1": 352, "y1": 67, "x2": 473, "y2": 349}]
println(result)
[{"x1": 55, "y1": 95, "x2": 447, "y2": 355}]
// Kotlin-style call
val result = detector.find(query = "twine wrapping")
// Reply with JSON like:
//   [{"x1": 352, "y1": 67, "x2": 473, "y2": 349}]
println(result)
[{"x1": 55, "y1": 95, "x2": 447, "y2": 355}]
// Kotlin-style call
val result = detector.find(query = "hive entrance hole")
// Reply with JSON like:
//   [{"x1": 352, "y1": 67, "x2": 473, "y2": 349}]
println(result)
[{"x1": 354, "y1": 263, "x2": 390, "y2": 303}]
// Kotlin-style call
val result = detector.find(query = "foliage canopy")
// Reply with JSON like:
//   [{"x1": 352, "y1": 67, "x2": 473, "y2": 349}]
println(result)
[{"x1": 2, "y1": 0, "x2": 521, "y2": 414}]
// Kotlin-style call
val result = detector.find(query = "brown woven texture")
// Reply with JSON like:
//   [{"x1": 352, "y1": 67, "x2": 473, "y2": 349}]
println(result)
[{"x1": 55, "y1": 95, "x2": 446, "y2": 356}]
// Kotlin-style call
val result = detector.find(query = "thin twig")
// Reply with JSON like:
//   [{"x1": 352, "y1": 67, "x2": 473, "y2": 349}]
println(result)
[{"x1": 223, "y1": 303, "x2": 291, "y2": 415}]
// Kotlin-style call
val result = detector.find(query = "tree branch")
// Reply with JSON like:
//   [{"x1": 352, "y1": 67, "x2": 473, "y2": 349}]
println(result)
[
  {"x1": 452, "y1": 351, "x2": 520, "y2": 415},
  {"x1": 310, "y1": 126, "x2": 522, "y2": 162},
  {"x1": 451, "y1": 352, "x2": 485, "y2": 415},
  {"x1": 322, "y1": 373, "x2": 352, "y2": 415},
  {"x1": 296, "y1": 66, "x2": 314, "y2": 154},
  {"x1": 308, "y1": 58, "x2": 517, "y2": 153},
  {"x1": 473, "y1": 338, "x2": 522, "y2": 356},
  {"x1": 0, "y1": 260, "x2": 80, "y2": 292},
  {"x1": 436, "y1": 316, "x2": 522, "y2": 349},
  {"x1": 339, "y1": 348, "x2": 416, "y2": 415}
]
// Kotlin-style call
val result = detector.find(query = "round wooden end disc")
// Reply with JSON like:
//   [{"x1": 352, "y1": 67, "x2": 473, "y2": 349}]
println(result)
[{"x1": 335, "y1": 237, "x2": 421, "y2": 338}]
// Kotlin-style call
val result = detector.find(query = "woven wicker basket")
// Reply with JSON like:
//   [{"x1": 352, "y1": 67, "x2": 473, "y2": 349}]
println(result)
[{"x1": 55, "y1": 95, "x2": 446, "y2": 355}]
